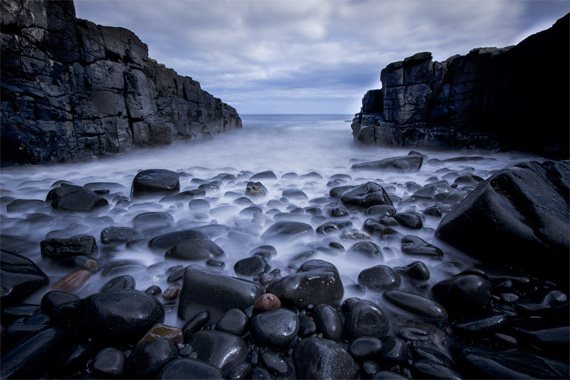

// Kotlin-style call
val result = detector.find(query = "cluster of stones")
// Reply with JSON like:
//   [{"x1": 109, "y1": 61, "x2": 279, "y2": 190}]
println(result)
[
  {"x1": 1, "y1": 154, "x2": 569, "y2": 379},
  {"x1": 1, "y1": 0, "x2": 241, "y2": 165}
]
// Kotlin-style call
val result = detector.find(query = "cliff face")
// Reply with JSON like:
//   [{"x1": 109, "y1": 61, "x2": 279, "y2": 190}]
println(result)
[
  {"x1": 352, "y1": 14, "x2": 569, "y2": 159},
  {"x1": 1, "y1": 0, "x2": 242, "y2": 165}
]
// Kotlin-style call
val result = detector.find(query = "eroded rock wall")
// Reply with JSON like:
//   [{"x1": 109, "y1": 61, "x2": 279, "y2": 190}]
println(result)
[
  {"x1": 352, "y1": 14, "x2": 569, "y2": 159},
  {"x1": 1, "y1": 0, "x2": 241, "y2": 165}
]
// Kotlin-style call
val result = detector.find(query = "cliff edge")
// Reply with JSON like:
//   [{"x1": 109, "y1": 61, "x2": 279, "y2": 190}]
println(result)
[
  {"x1": 1, "y1": 0, "x2": 242, "y2": 165},
  {"x1": 352, "y1": 14, "x2": 569, "y2": 159}
]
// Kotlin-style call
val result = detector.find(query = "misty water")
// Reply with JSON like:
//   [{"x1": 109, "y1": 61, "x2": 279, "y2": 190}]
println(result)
[{"x1": 0, "y1": 114, "x2": 543, "y2": 327}]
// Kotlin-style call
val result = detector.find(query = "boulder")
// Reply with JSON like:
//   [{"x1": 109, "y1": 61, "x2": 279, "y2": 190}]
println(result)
[
  {"x1": 352, "y1": 155, "x2": 423, "y2": 173},
  {"x1": 188, "y1": 330, "x2": 248, "y2": 376},
  {"x1": 47, "y1": 184, "x2": 108, "y2": 212},
  {"x1": 436, "y1": 160, "x2": 570, "y2": 286},
  {"x1": 261, "y1": 221, "x2": 314, "y2": 243},
  {"x1": 165, "y1": 238, "x2": 225, "y2": 261},
  {"x1": 340, "y1": 181, "x2": 393, "y2": 208},
  {"x1": 294, "y1": 336, "x2": 359, "y2": 380},
  {"x1": 1, "y1": 250, "x2": 49, "y2": 306},
  {"x1": 131, "y1": 169, "x2": 180, "y2": 197}
]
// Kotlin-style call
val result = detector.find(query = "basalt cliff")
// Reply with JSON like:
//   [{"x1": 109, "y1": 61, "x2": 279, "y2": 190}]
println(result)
[
  {"x1": 1, "y1": 0, "x2": 241, "y2": 165},
  {"x1": 352, "y1": 14, "x2": 569, "y2": 159}
]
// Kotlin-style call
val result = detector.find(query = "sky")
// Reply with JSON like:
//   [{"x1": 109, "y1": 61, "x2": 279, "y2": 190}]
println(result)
[{"x1": 74, "y1": 0, "x2": 569, "y2": 115}]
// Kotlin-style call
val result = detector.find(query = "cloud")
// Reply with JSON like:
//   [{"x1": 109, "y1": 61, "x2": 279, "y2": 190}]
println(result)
[{"x1": 74, "y1": 0, "x2": 568, "y2": 114}]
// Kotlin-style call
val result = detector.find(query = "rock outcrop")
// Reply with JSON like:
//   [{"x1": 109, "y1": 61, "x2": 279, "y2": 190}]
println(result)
[
  {"x1": 1, "y1": 0, "x2": 241, "y2": 165},
  {"x1": 352, "y1": 14, "x2": 569, "y2": 159}
]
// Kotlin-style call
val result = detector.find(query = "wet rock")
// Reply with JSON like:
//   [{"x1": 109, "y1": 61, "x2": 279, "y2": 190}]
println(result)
[
  {"x1": 343, "y1": 298, "x2": 390, "y2": 339},
  {"x1": 384, "y1": 290, "x2": 448, "y2": 323},
  {"x1": 100, "y1": 274, "x2": 136, "y2": 292},
  {"x1": 260, "y1": 351, "x2": 291, "y2": 375},
  {"x1": 227, "y1": 362, "x2": 252, "y2": 379},
  {"x1": 47, "y1": 184, "x2": 109, "y2": 212},
  {"x1": 158, "y1": 358, "x2": 224, "y2": 379},
  {"x1": 349, "y1": 241, "x2": 384, "y2": 262},
  {"x1": 349, "y1": 336, "x2": 383, "y2": 360},
  {"x1": 396, "y1": 261, "x2": 430, "y2": 282},
  {"x1": 189, "y1": 330, "x2": 248, "y2": 376},
  {"x1": 282, "y1": 188, "x2": 308, "y2": 200},
  {"x1": 432, "y1": 273, "x2": 492, "y2": 316},
  {"x1": 217, "y1": 308, "x2": 249, "y2": 336},
  {"x1": 313, "y1": 304, "x2": 343, "y2": 341},
  {"x1": 145, "y1": 285, "x2": 162, "y2": 296},
  {"x1": 251, "y1": 170, "x2": 277, "y2": 180},
  {"x1": 316, "y1": 220, "x2": 353, "y2": 234},
  {"x1": 453, "y1": 312, "x2": 508, "y2": 335},
  {"x1": 298, "y1": 315, "x2": 317, "y2": 337},
  {"x1": 93, "y1": 347, "x2": 125, "y2": 376},
  {"x1": 254, "y1": 293, "x2": 281, "y2": 312},
  {"x1": 379, "y1": 336, "x2": 408, "y2": 364},
  {"x1": 341, "y1": 181, "x2": 393, "y2": 208},
  {"x1": 363, "y1": 218, "x2": 400, "y2": 237},
  {"x1": 178, "y1": 265, "x2": 263, "y2": 323},
  {"x1": 423, "y1": 205, "x2": 443, "y2": 217},
  {"x1": 266, "y1": 260, "x2": 344, "y2": 308},
  {"x1": 40, "y1": 235, "x2": 97, "y2": 257},
  {"x1": 234, "y1": 256, "x2": 268, "y2": 277},
  {"x1": 1, "y1": 250, "x2": 49, "y2": 305},
  {"x1": 6, "y1": 199, "x2": 45, "y2": 213},
  {"x1": 132, "y1": 211, "x2": 174, "y2": 230},
  {"x1": 41, "y1": 291, "x2": 80, "y2": 317},
  {"x1": 162, "y1": 285, "x2": 181, "y2": 300},
  {"x1": 516, "y1": 289, "x2": 568, "y2": 313},
  {"x1": 132, "y1": 169, "x2": 180, "y2": 197},
  {"x1": 246, "y1": 181, "x2": 268, "y2": 197},
  {"x1": 51, "y1": 270, "x2": 91, "y2": 293},
  {"x1": 358, "y1": 265, "x2": 401, "y2": 292},
  {"x1": 411, "y1": 359, "x2": 462, "y2": 380},
  {"x1": 326, "y1": 203, "x2": 350, "y2": 217},
  {"x1": 261, "y1": 221, "x2": 314, "y2": 243},
  {"x1": 188, "y1": 198, "x2": 211, "y2": 212},
  {"x1": 148, "y1": 229, "x2": 207, "y2": 251},
  {"x1": 251, "y1": 308, "x2": 299, "y2": 348},
  {"x1": 165, "y1": 238, "x2": 225, "y2": 261},
  {"x1": 436, "y1": 160, "x2": 570, "y2": 286},
  {"x1": 413, "y1": 180, "x2": 452, "y2": 199},
  {"x1": 139, "y1": 323, "x2": 184, "y2": 346},
  {"x1": 182, "y1": 311, "x2": 210, "y2": 340},
  {"x1": 330, "y1": 185, "x2": 356, "y2": 198},
  {"x1": 372, "y1": 371, "x2": 409, "y2": 379},
  {"x1": 453, "y1": 344, "x2": 570, "y2": 379},
  {"x1": 401, "y1": 235, "x2": 443, "y2": 258},
  {"x1": 365, "y1": 204, "x2": 397, "y2": 216},
  {"x1": 394, "y1": 210, "x2": 424, "y2": 229},
  {"x1": 0, "y1": 327, "x2": 68, "y2": 379},
  {"x1": 294, "y1": 336, "x2": 358, "y2": 380},
  {"x1": 79, "y1": 290, "x2": 165, "y2": 343},
  {"x1": 352, "y1": 155, "x2": 423, "y2": 173},
  {"x1": 100, "y1": 226, "x2": 138, "y2": 244},
  {"x1": 160, "y1": 189, "x2": 206, "y2": 202},
  {"x1": 125, "y1": 337, "x2": 178, "y2": 379}
]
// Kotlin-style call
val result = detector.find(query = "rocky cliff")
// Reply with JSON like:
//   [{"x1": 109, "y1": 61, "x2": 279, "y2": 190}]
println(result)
[
  {"x1": 352, "y1": 14, "x2": 569, "y2": 159},
  {"x1": 1, "y1": 0, "x2": 241, "y2": 165}
]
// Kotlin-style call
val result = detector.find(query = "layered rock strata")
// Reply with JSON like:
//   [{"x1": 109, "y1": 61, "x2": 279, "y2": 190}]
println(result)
[
  {"x1": 352, "y1": 14, "x2": 569, "y2": 159},
  {"x1": 1, "y1": 0, "x2": 241, "y2": 165}
]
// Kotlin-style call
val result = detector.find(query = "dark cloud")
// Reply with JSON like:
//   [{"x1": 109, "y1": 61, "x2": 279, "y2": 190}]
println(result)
[{"x1": 74, "y1": 0, "x2": 568, "y2": 114}]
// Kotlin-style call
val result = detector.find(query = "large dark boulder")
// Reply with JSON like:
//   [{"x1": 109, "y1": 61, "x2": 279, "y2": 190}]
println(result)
[
  {"x1": 47, "y1": 184, "x2": 108, "y2": 212},
  {"x1": 131, "y1": 169, "x2": 180, "y2": 197},
  {"x1": 1, "y1": 0, "x2": 241, "y2": 166},
  {"x1": 1, "y1": 250, "x2": 49, "y2": 306},
  {"x1": 294, "y1": 336, "x2": 358, "y2": 380},
  {"x1": 436, "y1": 160, "x2": 570, "y2": 286}
]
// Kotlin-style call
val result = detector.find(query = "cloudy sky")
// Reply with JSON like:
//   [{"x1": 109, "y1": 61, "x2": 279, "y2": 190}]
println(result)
[{"x1": 74, "y1": 0, "x2": 568, "y2": 114}]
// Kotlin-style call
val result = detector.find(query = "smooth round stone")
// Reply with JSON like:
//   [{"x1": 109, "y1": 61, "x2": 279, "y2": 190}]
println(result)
[
  {"x1": 363, "y1": 218, "x2": 399, "y2": 237},
  {"x1": 349, "y1": 241, "x2": 384, "y2": 261},
  {"x1": 348, "y1": 336, "x2": 383, "y2": 360},
  {"x1": 401, "y1": 235, "x2": 443, "y2": 258},
  {"x1": 379, "y1": 336, "x2": 408, "y2": 364},
  {"x1": 254, "y1": 293, "x2": 281, "y2": 312},
  {"x1": 6, "y1": 199, "x2": 45, "y2": 212},
  {"x1": 252, "y1": 367, "x2": 272, "y2": 379},
  {"x1": 133, "y1": 212, "x2": 174, "y2": 231},
  {"x1": 358, "y1": 265, "x2": 401, "y2": 292},
  {"x1": 145, "y1": 285, "x2": 162, "y2": 296},
  {"x1": 100, "y1": 227, "x2": 138, "y2": 245},
  {"x1": 131, "y1": 169, "x2": 180, "y2": 198},
  {"x1": 342, "y1": 298, "x2": 390, "y2": 339},
  {"x1": 411, "y1": 359, "x2": 462, "y2": 380},
  {"x1": 228, "y1": 362, "x2": 252, "y2": 380},
  {"x1": 234, "y1": 256, "x2": 268, "y2": 277},
  {"x1": 313, "y1": 304, "x2": 343, "y2": 341},
  {"x1": 423, "y1": 205, "x2": 443, "y2": 217},
  {"x1": 294, "y1": 336, "x2": 358, "y2": 380},
  {"x1": 383, "y1": 290, "x2": 448, "y2": 323},
  {"x1": 327, "y1": 204, "x2": 349, "y2": 217},
  {"x1": 396, "y1": 261, "x2": 430, "y2": 282},
  {"x1": 162, "y1": 285, "x2": 181, "y2": 300},
  {"x1": 160, "y1": 189, "x2": 206, "y2": 203},
  {"x1": 51, "y1": 270, "x2": 91, "y2": 293},
  {"x1": 432, "y1": 273, "x2": 492, "y2": 316},
  {"x1": 452, "y1": 312, "x2": 508, "y2": 335},
  {"x1": 298, "y1": 315, "x2": 317, "y2": 337},
  {"x1": 188, "y1": 199, "x2": 211, "y2": 212},
  {"x1": 182, "y1": 311, "x2": 210, "y2": 341},
  {"x1": 148, "y1": 229, "x2": 207, "y2": 251},
  {"x1": 340, "y1": 181, "x2": 393, "y2": 208},
  {"x1": 414, "y1": 346, "x2": 454, "y2": 366},
  {"x1": 380, "y1": 216, "x2": 398, "y2": 226},
  {"x1": 250, "y1": 170, "x2": 277, "y2": 180},
  {"x1": 216, "y1": 308, "x2": 249, "y2": 336},
  {"x1": 100, "y1": 275, "x2": 136, "y2": 292},
  {"x1": 246, "y1": 181, "x2": 268, "y2": 197},
  {"x1": 413, "y1": 180, "x2": 452, "y2": 199},
  {"x1": 394, "y1": 210, "x2": 424, "y2": 229},
  {"x1": 79, "y1": 290, "x2": 165, "y2": 343},
  {"x1": 93, "y1": 347, "x2": 125, "y2": 376},
  {"x1": 250, "y1": 245, "x2": 277, "y2": 259},
  {"x1": 125, "y1": 337, "x2": 178, "y2": 379},
  {"x1": 316, "y1": 220, "x2": 353, "y2": 234},
  {"x1": 158, "y1": 358, "x2": 223, "y2": 379},
  {"x1": 261, "y1": 221, "x2": 314, "y2": 243},
  {"x1": 282, "y1": 189, "x2": 308, "y2": 200},
  {"x1": 330, "y1": 185, "x2": 355, "y2": 198},
  {"x1": 165, "y1": 238, "x2": 224, "y2": 261},
  {"x1": 365, "y1": 204, "x2": 396, "y2": 216},
  {"x1": 260, "y1": 351, "x2": 290, "y2": 375},
  {"x1": 40, "y1": 291, "x2": 79, "y2": 317},
  {"x1": 40, "y1": 235, "x2": 97, "y2": 258},
  {"x1": 188, "y1": 330, "x2": 248, "y2": 376},
  {"x1": 251, "y1": 308, "x2": 299, "y2": 348},
  {"x1": 47, "y1": 184, "x2": 109, "y2": 211}
]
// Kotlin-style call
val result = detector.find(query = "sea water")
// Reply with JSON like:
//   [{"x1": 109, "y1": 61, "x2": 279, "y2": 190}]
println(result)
[{"x1": 0, "y1": 114, "x2": 542, "y2": 326}]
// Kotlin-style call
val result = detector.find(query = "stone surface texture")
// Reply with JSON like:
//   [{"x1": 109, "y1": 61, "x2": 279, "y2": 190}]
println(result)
[
  {"x1": 351, "y1": 14, "x2": 569, "y2": 159},
  {"x1": 1, "y1": 0, "x2": 241, "y2": 165}
]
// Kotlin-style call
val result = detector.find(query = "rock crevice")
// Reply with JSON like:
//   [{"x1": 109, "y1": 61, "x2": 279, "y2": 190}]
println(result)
[
  {"x1": 352, "y1": 14, "x2": 569, "y2": 159},
  {"x1": 1, "y1": 0, "x2": 241, "y2": 165}
]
